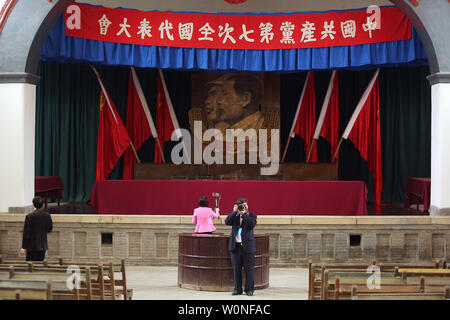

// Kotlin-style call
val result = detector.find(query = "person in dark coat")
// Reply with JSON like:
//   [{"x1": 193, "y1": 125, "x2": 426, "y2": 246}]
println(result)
[
  {"x1": 20, "y1": 196, "x2": 53, "y2": 261},
  {"x1": 225, "y1": 198, "x2": 257, "y2": 296}
]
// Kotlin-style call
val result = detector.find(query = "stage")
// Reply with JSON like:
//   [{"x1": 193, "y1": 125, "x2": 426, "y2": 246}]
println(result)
[{"x1": 0, "y1": 212, "x2": 443, "y2": 267}]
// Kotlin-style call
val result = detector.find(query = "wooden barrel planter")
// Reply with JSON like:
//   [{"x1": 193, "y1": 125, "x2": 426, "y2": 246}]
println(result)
[{"x1": 178, "y1": 233, "x2": 269, "y2": 291}]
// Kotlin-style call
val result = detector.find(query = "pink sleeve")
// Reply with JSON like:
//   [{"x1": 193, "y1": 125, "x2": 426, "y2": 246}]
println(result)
[
  {"x1": 211, "y1": 208, "x2": 220, "y2": 218},
  {"x1": 192, "y1": 211, "x2": 197, "y2": 225}
]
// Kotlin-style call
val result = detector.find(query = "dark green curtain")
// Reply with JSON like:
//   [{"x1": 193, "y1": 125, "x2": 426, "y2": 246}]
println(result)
[
  {"x1": 379, "y1": 67, "x2": 431, "y2": 203},
  {"x1": 35, "y1": 62, "x2": 191, "y2": 202},
  {"x1": 280, "y1": 66, "x2": 431, "y2": 204},
  {"x1": 36, "y1": 63, "x2": 99, "y2": 202},
  {"x1": 36, "y1": 62, "x2": 430, "y2": 204}
]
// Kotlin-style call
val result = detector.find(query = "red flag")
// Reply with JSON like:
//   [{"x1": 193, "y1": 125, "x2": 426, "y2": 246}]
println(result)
[
  {"x1": 313, "y1": 70, "x2": 339, "y2": 161},
  {"x1": 342, "y1": 69, "x2": 382, "y2": 205},
  {"x1": 154, "y1": 69, "x2": 181, "y2": 163},
  {"x1": 290, "y1": 71, "x2": 318, "y2": 163},
  {"x1": 93, "y1": 67, "x2": 130, "y2": 181},
  {"x1": 123, "y1": 67, "x2": 158, "y2": 179}
]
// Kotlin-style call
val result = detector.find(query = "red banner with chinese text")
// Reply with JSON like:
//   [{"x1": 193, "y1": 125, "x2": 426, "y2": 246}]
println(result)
[{"x1": 65, "y1": 4, "x2": 411, "y2": 50}]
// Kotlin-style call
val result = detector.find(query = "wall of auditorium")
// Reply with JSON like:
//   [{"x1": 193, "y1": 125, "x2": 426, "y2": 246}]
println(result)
[
  {"x1": 1, "y1": 215, "x2": 449, "y2": 266},
  {"x1": 0, "y1": 83, "x2": 36, "y2": 213}
]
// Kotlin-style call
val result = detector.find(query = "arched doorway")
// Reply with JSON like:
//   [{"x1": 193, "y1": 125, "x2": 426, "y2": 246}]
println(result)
[{"x1": 0, "y1": 0, "x2": 448, "y2": 215}]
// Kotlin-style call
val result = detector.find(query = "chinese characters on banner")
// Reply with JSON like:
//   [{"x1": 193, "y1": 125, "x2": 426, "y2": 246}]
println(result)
[{"x1": 65, "y1": 4, "x2": 412, "y2": 50}]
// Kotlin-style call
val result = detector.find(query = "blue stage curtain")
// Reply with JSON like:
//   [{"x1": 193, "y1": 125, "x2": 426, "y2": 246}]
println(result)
[{"x1": 41, "y1": 14, "x2": 428, "y2": 72}]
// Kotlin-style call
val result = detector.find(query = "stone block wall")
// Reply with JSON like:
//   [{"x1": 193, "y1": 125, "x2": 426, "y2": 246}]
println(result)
[{"x1": 0, "y1": 215, "x2": 449, "y2": 267}]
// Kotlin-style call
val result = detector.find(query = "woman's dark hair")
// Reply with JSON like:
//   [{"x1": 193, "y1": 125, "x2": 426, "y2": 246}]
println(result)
[
  {"x1": 198, "y1": 196, "x2": 209, "y2": 207},
  {"x1": 32, "y1": 196, "x2": 44, "y2": 209}
]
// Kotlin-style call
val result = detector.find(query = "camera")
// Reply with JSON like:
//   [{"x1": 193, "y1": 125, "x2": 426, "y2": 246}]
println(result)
[{"x1": 237, "y1": 204, "x2": 245, "y2": 211}]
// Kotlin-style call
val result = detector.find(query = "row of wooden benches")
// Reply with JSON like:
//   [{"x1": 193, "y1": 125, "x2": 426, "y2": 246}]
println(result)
[
  {"x1": 308, "y1": 260, "x2": 450, "y2": 300},
  {"x1": 0, "y1": 256, "x2": 133, "y2": 300}
]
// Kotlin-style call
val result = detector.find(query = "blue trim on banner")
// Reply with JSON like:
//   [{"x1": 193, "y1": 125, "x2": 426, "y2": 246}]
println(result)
[{"x1": 40, "y1": 15, "x2": 428, "y2": 72}]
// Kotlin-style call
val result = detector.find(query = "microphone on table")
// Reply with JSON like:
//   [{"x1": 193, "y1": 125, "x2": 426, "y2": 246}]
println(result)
[{"x1": 212, "y1": 192, "x2": 221, "y2": 210}]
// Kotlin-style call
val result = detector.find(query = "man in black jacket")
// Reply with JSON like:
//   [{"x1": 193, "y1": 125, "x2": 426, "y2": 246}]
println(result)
[
  {"x1": 20, "y1": 196, "x2": 53, "y2": 261},
  {"x1": 225, "y1": 198, "x2": 257, "y2": 296}
]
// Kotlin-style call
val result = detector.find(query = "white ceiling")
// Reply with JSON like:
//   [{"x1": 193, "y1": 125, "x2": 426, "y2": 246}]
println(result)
[{"x1": 76, "y1": 0, "x2": 394, "y2": 13}]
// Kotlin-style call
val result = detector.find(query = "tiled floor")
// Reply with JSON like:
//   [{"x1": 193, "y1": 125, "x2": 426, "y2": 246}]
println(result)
[{"x1": 126, "y1": 266, "x2": 309, "y2": 300}]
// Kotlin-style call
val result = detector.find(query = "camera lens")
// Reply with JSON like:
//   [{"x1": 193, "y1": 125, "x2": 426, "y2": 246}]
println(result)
[{"x1": 237, "y1": 204, "x2": 245, "y2": 211}]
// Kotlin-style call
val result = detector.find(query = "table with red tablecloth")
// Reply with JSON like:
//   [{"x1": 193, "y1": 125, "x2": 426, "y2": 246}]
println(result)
[
  {"x1": 90, "y1": 180, "x2": 368, "y2": 216},
  {"x1": 35, "y1": 176, "x2": 64, "y2": 207},
  {"x1": 404, "y1": 177, "x2": 431, "y2": 212}
]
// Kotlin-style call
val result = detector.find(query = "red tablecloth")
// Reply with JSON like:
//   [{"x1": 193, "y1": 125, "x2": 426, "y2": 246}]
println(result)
[
  {"x1": 404, "y1": 177, "x2": 431, "y2": 211},
  {"x1": 35, "y1": 176, "x2": 64, "y2": 201},
  {"x1": 90, "y1": 180, "x2": 368, "y2": 216}
]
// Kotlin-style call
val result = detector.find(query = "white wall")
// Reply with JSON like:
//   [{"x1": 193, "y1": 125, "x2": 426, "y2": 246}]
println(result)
[
  {"x1": 0, "y1": 83, "x2": 35, "y2": 212},
  {"x1": 430, "y1": 82, "x2": 450, "y2": 215}
]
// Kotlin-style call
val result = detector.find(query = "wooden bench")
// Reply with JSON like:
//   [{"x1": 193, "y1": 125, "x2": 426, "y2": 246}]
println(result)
[
  {"x1": 0, "y1": 264, "x2": 124, "y2": 300},
  {"x1": 0, "y1": 280, "x2": 52, "y2": 300},
  {"x1": 314, "y1": 270, "x2": 450, "y2": 300},
  {"x1": 0, "y1": 258, "x2": 132, "y2": 300},
  {"x1": 333, "y1": 274, "x2": 450, "y2": 300},
  {"x1": 321, "y1": 269, "x2": 406, "y2": 300},
  {"x1": 397, "y1": 268, "x2": 450, "y2": 277},
  {"x1": 308, "y1": 260, "x2": 440, "y2": 300},
  {"x1": 308, "y1": 259, "x2": 448, "y2": 300},
  {"x1": 325, "y1": 271, "x2": 450, "y2": 299},
  {"x1": 0, "y1": 256, "x2": 123, "y2": 272},
  {"x1": 351, "y1": 285, "x2": 450, "y2": 300}
]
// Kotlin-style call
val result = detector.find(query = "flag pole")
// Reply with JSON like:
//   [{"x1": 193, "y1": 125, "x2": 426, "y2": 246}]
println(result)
[
  {"x1": 129, "y1": 141, "x2": 141, "y2": 164},
  {"x1": 306, "y1": 139, "x2": 316, "y2": 163},
  {"x1": 155, "y1": 136, "x2": 166, "y2": 163},
  {"x1": 281, "y1": 136, "x2": 292, "y2": 163},
  {"x1": 331, "y1": 137, "x2": 343, "y2": 163}
]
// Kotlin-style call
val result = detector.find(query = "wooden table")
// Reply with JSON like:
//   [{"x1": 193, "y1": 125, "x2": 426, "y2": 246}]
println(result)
[
  {"x1": 35, "y1": 176, "x2": 64, "y2": 208},
  {"x1": 404, "y1": 177, "x2": 431, "y2": 212}
]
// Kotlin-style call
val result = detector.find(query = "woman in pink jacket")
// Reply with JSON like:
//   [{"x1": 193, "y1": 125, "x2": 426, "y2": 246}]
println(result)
[{"x1": 192, "y1": 196, "x2": 220, "y2": 234}]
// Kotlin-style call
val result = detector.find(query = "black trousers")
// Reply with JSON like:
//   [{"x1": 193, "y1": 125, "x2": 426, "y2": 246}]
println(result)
[
  {"x1": 26, "y1": 250, "x2": 46, "y2": 261},
  {"x1": 230, "y1": 243, "x2": 255, "y2": 293}
]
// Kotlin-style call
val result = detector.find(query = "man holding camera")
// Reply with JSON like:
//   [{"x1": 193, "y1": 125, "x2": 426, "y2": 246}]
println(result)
[{"x1": 225, "y1": 198, "x2": 257, "y2": 296}]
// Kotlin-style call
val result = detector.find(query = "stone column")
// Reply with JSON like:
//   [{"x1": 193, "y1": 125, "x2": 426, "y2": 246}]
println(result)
[
  {"x1": 0, "y1": 82, "x2": 36, "y2": 213},
  {"x1": 0, "y1": 0, "x2": 71, "y2": 212},
  {"x1": 428, "y1": 73, "x2": 450, "y2": 216}
]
